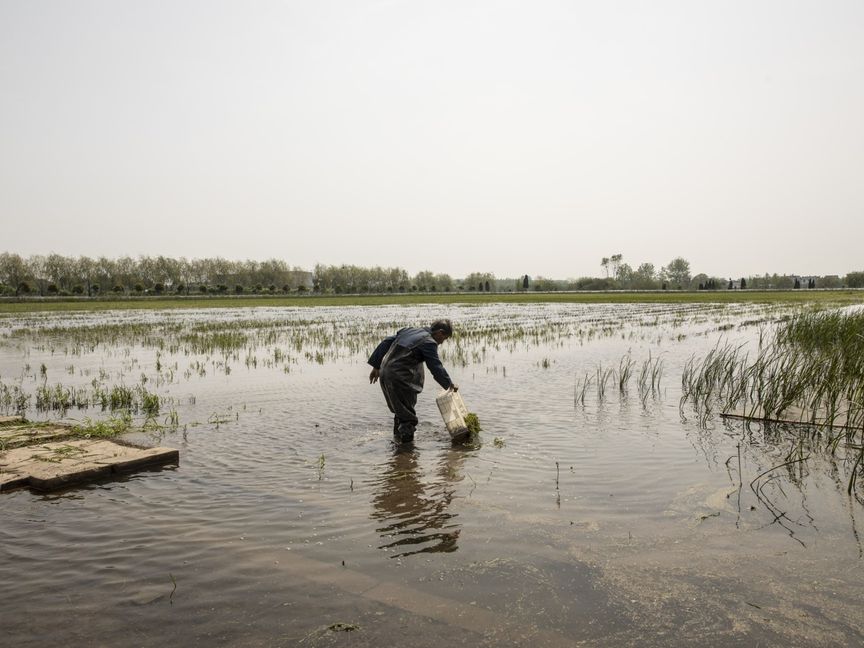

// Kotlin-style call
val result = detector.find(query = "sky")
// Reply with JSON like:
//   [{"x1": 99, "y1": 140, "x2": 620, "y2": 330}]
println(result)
[{"x1": 1, "y1": 0, "x2": 862, "y2": 280}]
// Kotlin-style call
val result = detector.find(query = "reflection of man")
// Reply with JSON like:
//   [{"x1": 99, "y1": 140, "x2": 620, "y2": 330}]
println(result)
[
  {"x1": 371, "y1": 447, "x2": 468, "y2": 558},
  {"x1": 368, "y1": 319, "x2": 458, "y2": 444}
]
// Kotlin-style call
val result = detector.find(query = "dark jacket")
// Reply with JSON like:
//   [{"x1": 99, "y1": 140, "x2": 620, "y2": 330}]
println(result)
[{"x1": 368, "y1": 327, "x2": 453, "y2": 392}]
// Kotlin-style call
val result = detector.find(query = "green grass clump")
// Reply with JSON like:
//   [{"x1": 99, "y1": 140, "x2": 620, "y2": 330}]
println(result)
[
  {"x1": 465, "y1": 412, "x2": 481, "y2": 434},
  {"x1": 71, "y1": 412, "x2": 133, "y2": 439}
]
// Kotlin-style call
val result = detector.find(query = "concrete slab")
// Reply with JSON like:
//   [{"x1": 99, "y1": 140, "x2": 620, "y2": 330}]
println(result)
[
  {"x1": 0, "y1": 471, "x2": 29, "y2": 490},
  {"x1": 0, "y1": 439, "x2": 178, "y2": 492}
]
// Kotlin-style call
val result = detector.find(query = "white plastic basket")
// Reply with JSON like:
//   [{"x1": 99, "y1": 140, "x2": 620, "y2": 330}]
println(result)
[{"x1": 436, "y1": 389, "x2": 470, "y2": 440}]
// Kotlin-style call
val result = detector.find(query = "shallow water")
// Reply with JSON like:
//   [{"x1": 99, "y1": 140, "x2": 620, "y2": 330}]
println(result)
[{"x1": 1, "y1": 303, "x2": 863, "y2": 646}]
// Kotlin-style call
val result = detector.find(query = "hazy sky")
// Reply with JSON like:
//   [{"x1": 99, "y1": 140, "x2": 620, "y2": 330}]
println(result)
[{"x1": 1, "y1": 1, "x2": 862, "y2": 279}]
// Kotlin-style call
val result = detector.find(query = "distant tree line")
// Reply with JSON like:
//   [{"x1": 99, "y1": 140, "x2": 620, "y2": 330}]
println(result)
[
  {"x1": 583, "y1": 254, "x2": 857, "y2": 292},
  {"x1": 0, "y1": 253, "x2": 310, "y2": 296},
  {"x1": 1, "y1": 252, "x2": 862, "y2": 297},
  {"x1": 312, "y1": 265, "x2": 499, "y2": 294},
  {"x1": 520, "y1": 255, "x2": 692, "y2": 291},
  {"x1": 313, "y1": 265, "x2": 456, "y2": 293}
]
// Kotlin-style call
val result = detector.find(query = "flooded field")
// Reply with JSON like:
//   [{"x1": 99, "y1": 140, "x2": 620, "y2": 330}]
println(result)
[{"x1": 1, "y1": 302, "x2": 863, "y2": 646}]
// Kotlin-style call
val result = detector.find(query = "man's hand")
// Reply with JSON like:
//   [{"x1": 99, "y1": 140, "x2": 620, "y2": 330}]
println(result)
[
  {"x1": 369, "y1": 368, "x2": 380, "y2": 384},
  {"x1": 450, "y1": 383, "x2": 459, "y2": 392}
]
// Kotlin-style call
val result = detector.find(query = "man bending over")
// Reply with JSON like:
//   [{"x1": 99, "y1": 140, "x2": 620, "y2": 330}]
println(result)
[{"x1": 368, "y1": 319, "x2": 458, "y2": 444}]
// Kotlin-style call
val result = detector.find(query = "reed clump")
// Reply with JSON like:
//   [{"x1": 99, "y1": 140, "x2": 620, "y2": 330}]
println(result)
[{"x1": 681, "y1": 309, "x2": 864, "y2": 493}]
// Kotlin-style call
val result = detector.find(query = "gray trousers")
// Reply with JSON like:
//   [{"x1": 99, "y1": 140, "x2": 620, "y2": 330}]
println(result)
[
  {"x1": 379, "y1": 377, "x2": 419, "y2": 441},
  {"x1": 378, "y1": 340, "x2": 426, "y2": 443}
]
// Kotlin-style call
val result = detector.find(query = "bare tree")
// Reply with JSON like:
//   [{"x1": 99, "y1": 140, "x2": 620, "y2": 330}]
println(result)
[{"x1": 610, "y1": 254, "x2": 623, "y2": 279}]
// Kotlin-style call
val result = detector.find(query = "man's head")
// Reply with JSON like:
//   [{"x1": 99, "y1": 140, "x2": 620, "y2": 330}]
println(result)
[{"x1": 430, "y1": 319, "x2": 453, "y2": 344}]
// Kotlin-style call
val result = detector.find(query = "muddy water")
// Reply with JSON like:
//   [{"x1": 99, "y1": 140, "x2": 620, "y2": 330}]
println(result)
[{"x1": 1, "y1": 303, "x2": 863, "y2": 647}]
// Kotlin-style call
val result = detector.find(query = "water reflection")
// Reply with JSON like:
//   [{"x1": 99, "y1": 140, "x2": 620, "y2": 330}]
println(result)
[
  {"x1": 370, "y1": 446, "x2": 468, "y2": 557},
  {"x1": 709, "y1": 417, "x2": 864, "y2": 551}
]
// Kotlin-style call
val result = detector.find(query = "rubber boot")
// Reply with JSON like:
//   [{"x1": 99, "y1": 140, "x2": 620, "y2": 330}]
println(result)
[{"x1": 397, "y1": 421, "x2": 415, "y2": 444}]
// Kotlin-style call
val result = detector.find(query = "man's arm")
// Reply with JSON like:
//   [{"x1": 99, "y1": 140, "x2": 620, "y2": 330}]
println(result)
[
  {"x1": 368, "y1": 335, "x2": 396, "y2": 370},
  {"x1": 418, "y1": 339, "x2": 454, "y2": 390}
]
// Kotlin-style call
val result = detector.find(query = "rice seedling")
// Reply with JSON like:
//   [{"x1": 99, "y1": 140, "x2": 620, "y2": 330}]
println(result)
[
  {"x1": 141, "y1": 391, "x2": 160, "y2": 417},
  {"x1": 109, "y1": 385, "x2": 134, "y2": 410},
  {"x1": 636, "y1": 352, "x2": 664, "y2": 405},
  {"x1": 575, "y1": 372, "x2": 593, "y2": 407},
  {"x1": 596, "y1": 364, "x2": 614, "y2": 402},
  {"x1": 34, "y1": 383, "x2": 88, "y2": 413},
  {"x1": 165, "y1": 409, "x2": 180, "y2": 428},
  {"x1": 0, "y1": 383, "x2": 31, "y2": 414},
  {"x1": 617, "y1": 353, "x2": 635, "y2": 392}
]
